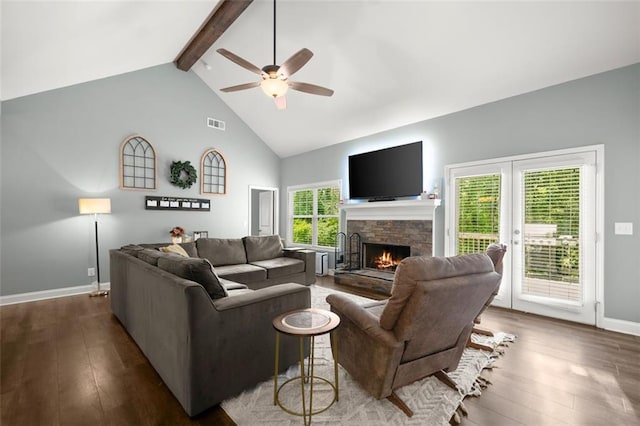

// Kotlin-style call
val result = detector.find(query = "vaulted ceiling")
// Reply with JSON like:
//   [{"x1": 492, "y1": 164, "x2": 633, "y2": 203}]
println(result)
[{"x1": 2, "y1": 1, "x2": 639, "y2": 158}]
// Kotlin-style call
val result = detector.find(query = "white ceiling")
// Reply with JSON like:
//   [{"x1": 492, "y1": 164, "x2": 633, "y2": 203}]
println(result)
[{"x1": 3, "y1": 1, "x2": 639, "y2": 158}]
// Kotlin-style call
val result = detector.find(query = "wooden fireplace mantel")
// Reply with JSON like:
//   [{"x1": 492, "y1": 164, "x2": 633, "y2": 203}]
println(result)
[{"x1": 339, "y1": 198, "x2": 441, "y2": 221}]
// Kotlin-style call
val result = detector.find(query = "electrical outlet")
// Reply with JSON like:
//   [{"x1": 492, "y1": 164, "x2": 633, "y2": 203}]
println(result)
[{"x1": 88, "y1": 267, "x2": 96, "y2": 277}]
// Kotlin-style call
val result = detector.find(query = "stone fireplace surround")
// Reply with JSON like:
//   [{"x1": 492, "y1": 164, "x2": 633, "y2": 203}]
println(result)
[{"x1": 334, "y1": 199, "x2": 440, "y2": 295}]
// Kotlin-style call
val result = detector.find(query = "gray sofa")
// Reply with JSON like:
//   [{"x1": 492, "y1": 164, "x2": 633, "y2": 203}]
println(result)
[
  {"x1": 109, "y1": 235, "x2": 313, "y2": 417},
  {"x1": 141, "y1": 235, "x2": 316, "y2": 289}
]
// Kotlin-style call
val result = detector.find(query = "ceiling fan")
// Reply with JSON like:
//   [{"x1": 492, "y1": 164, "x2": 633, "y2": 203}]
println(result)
[{"x1": 216, "y1": 0, "x2": 334, "y2": 110}]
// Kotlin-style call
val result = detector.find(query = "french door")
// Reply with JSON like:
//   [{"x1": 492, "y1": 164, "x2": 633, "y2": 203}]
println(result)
[{"x1": 446, "y1": 148, "x2": 600, "y2": 325}]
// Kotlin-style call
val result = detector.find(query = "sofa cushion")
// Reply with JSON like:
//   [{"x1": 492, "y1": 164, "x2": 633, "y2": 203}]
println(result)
[
  {"x1": 178, "y1": 242, "x2": 198, "y2": 257},
  {"x1": 120, "y1": 244, "x2": 145, "y2": 257},
  {"x1": 219, "y1": 278, "x2": 249, "y2": 291},
  {"x1": 157, "y1": 256, "x2": 227, "y2": 299},
  {"x1": 243, "y1": 235, "x2": 283, "y2": 262},
  {"x1": 139, "y1": 242, "x2": 197, "y2": 257},
  {"x1": 196, "y1": 238, "x2": 247, "y2": 266},
  {"x1": 138, "y1": 248, "x2": 172, "y2": 266},
  {"x1": 250, "y1": 257, "x2": 304, "y2": 279},
  {"x1": 159, "y1": 244, "x2": 189, "y2": 257},
  {"x1": 214, "y1": 264, "x2": 267, "y2": 283}
]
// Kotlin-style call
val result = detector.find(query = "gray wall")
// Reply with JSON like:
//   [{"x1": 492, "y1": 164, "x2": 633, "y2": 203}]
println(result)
[
  {"x1": 1, "y1": 64, "x2": 280, "y2": 296},
  {"x1": 281, "y1": 64, "x2": 640, "y2": 323}
]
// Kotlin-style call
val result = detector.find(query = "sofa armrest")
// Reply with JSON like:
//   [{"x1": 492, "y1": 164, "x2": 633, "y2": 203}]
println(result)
[
  {"x1": 213, "y1": 283, "x2": 310, "y2": 311},
  {"x1": 284, "y1": 249, "x2": 316, "y2": 285},
  {"x1": 184, "y1": 283, "x2": 310, "y2": 415}
]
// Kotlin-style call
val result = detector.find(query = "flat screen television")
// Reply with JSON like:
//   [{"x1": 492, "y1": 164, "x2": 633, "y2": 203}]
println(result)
[{"x1": 348, "y1": 141, "x2": 423, "y2": 201}]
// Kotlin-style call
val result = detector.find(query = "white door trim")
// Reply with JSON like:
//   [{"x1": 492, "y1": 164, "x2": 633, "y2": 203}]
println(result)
[
  {"x1": 248, "y1": 186, "x2": 279, "y2": 236},
  {"x1": 444, "y1": 144, "x2": 604, "y2": 327}
]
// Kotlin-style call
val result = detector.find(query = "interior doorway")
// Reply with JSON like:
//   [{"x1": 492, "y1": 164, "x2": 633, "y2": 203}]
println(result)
[{"x1": 248, "y1": 186, "x2": 279, "y2": 236}]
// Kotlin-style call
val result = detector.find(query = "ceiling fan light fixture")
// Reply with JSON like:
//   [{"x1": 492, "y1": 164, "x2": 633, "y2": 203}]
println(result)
[{"x1": 260, "y1": 78, "x2": 288, "y2": 98}]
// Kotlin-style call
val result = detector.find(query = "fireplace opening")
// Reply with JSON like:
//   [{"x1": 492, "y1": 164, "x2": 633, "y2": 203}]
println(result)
[{"x1": 362, "y1": 242, "x2": 411, "y2": 273}]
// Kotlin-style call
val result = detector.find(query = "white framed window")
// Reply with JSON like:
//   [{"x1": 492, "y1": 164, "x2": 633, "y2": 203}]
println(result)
[{"x1": 288, "y1": 180, "x2": 341, "y2": 248}]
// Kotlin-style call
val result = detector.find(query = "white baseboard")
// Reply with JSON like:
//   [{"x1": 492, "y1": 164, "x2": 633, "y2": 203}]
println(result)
[
  {"x1": 601, "y1": 316, "x2": 640, "y2": 337},
  {"x1": 0, "y1": 282, "x2": 111, "y2": 306},
  {"x1": 2, "y1": 282, "x2": 639, "y2": 337}
]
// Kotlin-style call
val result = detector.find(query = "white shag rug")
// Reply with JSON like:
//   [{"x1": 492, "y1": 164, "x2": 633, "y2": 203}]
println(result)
[{"x1": 222, "y1": 285, "x2": 515, "y2": 425}]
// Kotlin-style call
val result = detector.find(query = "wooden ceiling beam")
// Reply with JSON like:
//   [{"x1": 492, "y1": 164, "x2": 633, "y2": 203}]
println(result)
[{"x1": 175, "y1": 0, "x2": 254, "y2": 72}]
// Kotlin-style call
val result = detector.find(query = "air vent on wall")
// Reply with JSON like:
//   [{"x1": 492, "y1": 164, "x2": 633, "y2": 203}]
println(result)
[{"x1": 207, "y1": 117, "x2": 225, "y2": 131}]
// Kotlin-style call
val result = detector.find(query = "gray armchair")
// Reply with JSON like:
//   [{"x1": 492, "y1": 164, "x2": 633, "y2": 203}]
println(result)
[{"x1": 326, "y1": 253, "x2": 501, "y2": 416}]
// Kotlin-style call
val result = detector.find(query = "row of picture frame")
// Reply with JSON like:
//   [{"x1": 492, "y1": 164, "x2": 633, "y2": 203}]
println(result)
[{"x1": 145, "y1": 196, "x2": 211, "y2": 212}]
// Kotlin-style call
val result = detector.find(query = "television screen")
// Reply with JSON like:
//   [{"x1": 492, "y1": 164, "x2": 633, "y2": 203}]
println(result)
[{"x1": 348, "y1": 141, "x2": 423, "y2": 201}]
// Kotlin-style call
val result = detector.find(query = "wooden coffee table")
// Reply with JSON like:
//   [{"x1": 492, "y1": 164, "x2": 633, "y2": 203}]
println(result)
[{"x1": 272, "y1": 308, "x2": 341, "y2": 425}]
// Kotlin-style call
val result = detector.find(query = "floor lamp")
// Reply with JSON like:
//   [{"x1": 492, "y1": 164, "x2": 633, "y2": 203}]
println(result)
[{"x1": 79, "y1": 198, "x2": 111, "y2": 297}]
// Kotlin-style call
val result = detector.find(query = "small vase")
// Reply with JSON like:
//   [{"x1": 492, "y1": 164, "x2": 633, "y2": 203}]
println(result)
[{"x1": 172, "y1": 236, "x2": 182, "y2": 244}]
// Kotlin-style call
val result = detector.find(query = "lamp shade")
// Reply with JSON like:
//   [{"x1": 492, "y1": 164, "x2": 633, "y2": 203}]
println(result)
[{"x1": 79, "y1": 198, "x2": 111, "y2": 214}]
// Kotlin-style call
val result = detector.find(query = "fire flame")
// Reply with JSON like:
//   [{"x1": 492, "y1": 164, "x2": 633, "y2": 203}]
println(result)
[{"x1": 374, "y1": 251, "x2": 402, "y2": 270}]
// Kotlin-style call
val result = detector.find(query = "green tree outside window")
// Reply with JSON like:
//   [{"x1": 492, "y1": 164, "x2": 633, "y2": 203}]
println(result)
[{"x1": 291, "y1": 184, "x2": 341, "y2": 247}]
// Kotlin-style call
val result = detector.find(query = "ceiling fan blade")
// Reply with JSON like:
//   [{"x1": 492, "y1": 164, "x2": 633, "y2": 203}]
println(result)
[
  {"x1": 288, "y1": 81, "x2": 334, "y2": 97},
  {"x1": 274, "y1": 96, "x2": 287, "y2": 110},
  {"x1": 216, "y1": 48, "x2": 265, "y2": 76},
  {"x1": 220, "y1": 81, "x2": 261, "y2": 92},
  {"x1": 279, "y1": 48, "x2": 313, "y2": 78}
]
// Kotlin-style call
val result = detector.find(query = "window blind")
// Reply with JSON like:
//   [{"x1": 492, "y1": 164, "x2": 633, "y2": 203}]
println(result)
[{"x1": 455, "y1": 174, "x2": 501, "y2": 255}]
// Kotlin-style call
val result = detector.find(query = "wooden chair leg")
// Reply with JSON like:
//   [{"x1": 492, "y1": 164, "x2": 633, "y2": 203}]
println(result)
[
  {"x1": 387, "y1": 391, "x2": 413, "y2": 417},
  {"x1": 472, "y1": 325, "x2": 495, "y2": 336},
  {"x1": 468, "y1": 340, "x2": 495, "y2": 352},
  {"x1": 434, "y1": 370, "x2": 460, "y2": 391}
]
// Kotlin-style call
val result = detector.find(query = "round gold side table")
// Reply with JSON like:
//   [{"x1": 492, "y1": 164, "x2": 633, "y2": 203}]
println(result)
[{"x1": 272, "y1": 308, "x2": 341, "y2": 425}]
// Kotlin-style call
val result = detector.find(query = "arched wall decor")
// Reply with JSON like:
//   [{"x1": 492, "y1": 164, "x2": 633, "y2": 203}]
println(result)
[
  {"x1": 201, "y1": 148, "x2": 227, "y2": 195},
  {"x1": 120, "y1": 134, "x2": 157, "y2": 190}
]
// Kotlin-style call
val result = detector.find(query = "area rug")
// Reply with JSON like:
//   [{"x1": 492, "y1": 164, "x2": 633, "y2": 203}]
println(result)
[{"x1": 222, "y1": 285, "x2": 514, "y2": 425}]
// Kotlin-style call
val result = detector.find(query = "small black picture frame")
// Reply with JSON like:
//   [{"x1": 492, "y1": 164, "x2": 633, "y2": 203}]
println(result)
[{"x1": 193, "y1": 231, "x2": 209, "y2": 241}]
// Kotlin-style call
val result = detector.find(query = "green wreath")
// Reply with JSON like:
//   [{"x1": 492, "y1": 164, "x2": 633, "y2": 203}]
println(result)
[{"x1": 170, "y1": 161, "x2": 197, "y2": 189}]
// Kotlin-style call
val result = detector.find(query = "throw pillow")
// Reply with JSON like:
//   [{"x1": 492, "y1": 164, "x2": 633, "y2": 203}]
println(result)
[
  {"x1": 160, "y1": 244, "x2": 189, "y2": 257},
  {"x1": 157, "y1": 256, "x2": 228, "y2": 299}
]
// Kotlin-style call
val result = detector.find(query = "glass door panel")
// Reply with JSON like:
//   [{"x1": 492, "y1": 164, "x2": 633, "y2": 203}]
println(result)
[
  {"x1": 512, "y1": 153, "x2": 596, "y2": 324},
  {"x1": 447, "y1": 149, "x2": 598, "y2": 324},
  {"x1": 447, "y1": 162, "x2": 512, "y2": 308}
]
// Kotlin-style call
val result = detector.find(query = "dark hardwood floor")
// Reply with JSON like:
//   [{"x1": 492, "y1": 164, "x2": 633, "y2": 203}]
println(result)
[{"x1": 2, "y1": 276, "x2": 639, "y2": 425}]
